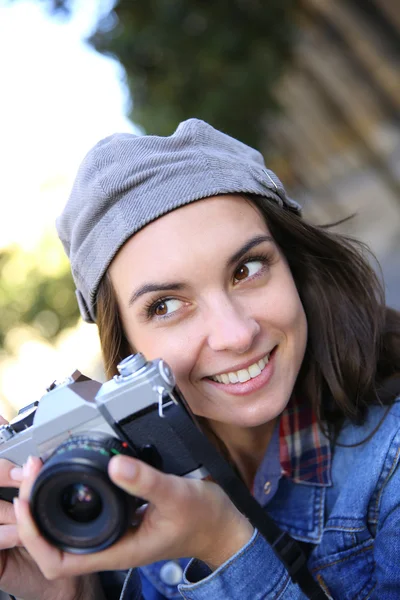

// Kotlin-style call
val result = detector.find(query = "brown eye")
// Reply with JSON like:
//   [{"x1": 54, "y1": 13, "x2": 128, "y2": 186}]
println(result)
[
  {"x1": 234, "y1": 265, "x2": 250, "y2": 281},
  {"x1": 148, "y1": 298, "x2": 183, "y2": 318},
  {"x1": 233, "y1": 259, "x2": 264, "y2": 283},
  {"x1": 154, "y1": 301, "x2": 168, "y2": 316}
]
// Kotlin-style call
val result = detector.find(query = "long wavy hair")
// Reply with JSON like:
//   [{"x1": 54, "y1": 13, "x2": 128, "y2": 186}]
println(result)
[{"x1": 95, "y1": 195, "x2": 400, "y2": 439}]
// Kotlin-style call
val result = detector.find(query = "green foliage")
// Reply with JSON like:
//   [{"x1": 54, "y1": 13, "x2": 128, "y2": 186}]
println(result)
[
  {"x1": 3, "y1": 0, "x2": 296, "y2": 350},
  {"x1": 89, "y1": 0, "x2": 296, "y2": 149},
  {"x1": 36, "y1": 0, "x2": 296, "y2": 149},
  {"x1": 0, "y1": 234, "x2": 80, "y2": 350}
]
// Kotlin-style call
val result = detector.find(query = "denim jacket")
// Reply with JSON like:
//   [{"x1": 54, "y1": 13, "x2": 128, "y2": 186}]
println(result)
[{"x1": 100, "y1": 397, "x2": 400, "y2": 599}]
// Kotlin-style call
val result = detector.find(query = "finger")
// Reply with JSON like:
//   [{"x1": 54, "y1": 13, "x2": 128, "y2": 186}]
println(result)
[
  {"x1": 14, "y1": 496, "x2": 66, "y2": 579},
  {"x1": 0, "y1": 458, "x2": 23, "y2": 487},
  {"x1": 14, "y1": 455, "x2": 135, "y2": 578},
  {"x1": 14, "y1": 493, "x2": 138, "y2": 578},
  {"x1": 108, "y1": 455, "x2": 180, "y2": 505},
  {"x1": 13, "y1": 455, "x2": 126, "y2": 579},
  {"x1": 0, "y1": 415, "x2": 8, "y2": 426},
  {"x1": 16, "y1": 456, "x2": 181, "y2": 580},
  {"x1": 18, "y1": 456, "x2": 42, "y2": 503},
  {"x1": 0, "y1": 499, "x2": 17, "y2": 525},
  {"x1": 0, "y1": 524, "x2": 22, "y2": 549}
]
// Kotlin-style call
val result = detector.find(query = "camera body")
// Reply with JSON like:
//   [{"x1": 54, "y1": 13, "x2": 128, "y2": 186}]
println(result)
[{"x1": 0, "y1": 353, "x2": 206, "y2": 554}]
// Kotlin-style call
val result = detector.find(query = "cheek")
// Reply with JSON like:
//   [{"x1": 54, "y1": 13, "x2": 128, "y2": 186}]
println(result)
[
  {"x1": 281, "y1": 290, "x2": 308, "y2": 358},
  {"x1": 258, "y1": 276, "x2": 307, "y2": 344},
  {"x1": 124, "y1": 325, "x2": 197, "y2": 382},
  {"x1": 259, "y1": 279, "x2": 303, "y2": 322},
  {"x1": 121, "y1": 321, "x2": 160, "y2": 361},
  {"x1": 281, "y1": 291, "x2": 307, "y2": 332},
  {"x1": 281, "y1": 294, "x2": 307, "y2": 351}
]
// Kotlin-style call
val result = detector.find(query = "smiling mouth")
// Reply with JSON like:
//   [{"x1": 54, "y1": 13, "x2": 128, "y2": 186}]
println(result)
[{"x1": 207, "y1": 350, "x2": 274, "y2": 384}]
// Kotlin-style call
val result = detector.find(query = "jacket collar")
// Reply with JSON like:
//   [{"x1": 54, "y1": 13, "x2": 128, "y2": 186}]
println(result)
[{"x1": 267, "y1": 477, "x2": 327, "y2": 544}]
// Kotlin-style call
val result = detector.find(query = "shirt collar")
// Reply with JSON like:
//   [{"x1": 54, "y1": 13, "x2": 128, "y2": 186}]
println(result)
[
  {"x1": 279, "y1": 395, "x2": 332, "y2": 486},
  {"x1": 253, "y1": 396, "x2": 332, "y2": 507}
]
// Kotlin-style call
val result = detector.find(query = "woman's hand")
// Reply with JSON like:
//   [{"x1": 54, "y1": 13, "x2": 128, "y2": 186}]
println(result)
[
  {"x1": 15, "y1": 453, "x2": 254, "y2": 581},
  {"x1": 0, "y1": 415, "x2": 102, "y2": 600}
]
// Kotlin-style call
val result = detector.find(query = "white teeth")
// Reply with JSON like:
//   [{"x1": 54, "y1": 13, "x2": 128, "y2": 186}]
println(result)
[
  {"x1": 238, "y1": 369, "x2": 251, "y2": 383},
  {"x1": 210, "y1": 351, "x2": 271, "y2": 385},
  {"x1": 249, "y1": 363, "x2": 262, "y2": 378}
]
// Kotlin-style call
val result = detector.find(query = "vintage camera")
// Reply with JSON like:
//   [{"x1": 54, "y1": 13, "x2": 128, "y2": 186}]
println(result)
[{"x1": 0, "y1": 353, "x2": 207, "y2": 554}]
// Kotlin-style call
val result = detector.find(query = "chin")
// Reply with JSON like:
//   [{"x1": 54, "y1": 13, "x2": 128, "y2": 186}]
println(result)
[
  {"x1": 211, "y1": 404, "x2": 284, "y2": 430},
  {"x1": 188, "y1": 386, "x2": 292, "y2": 430},
  {"x1": 234, "y1": 412, "x2": 279, "y2": 429}
]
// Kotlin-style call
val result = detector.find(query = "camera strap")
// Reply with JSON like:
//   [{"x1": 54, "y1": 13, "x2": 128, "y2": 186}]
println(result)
[{"x1": 165, "y1": 404, "x2": 326, "y2": 599}]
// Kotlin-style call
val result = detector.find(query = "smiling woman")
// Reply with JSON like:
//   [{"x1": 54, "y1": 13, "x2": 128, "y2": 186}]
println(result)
[
  {"x1": 107, "y1": 196, "x2": 307, "y2": 437},
  {"x1": 1, "y1": 119, "x2": 400, "y2": 600}
]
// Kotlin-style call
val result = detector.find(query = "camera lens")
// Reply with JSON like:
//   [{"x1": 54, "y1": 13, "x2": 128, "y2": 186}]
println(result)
[
  {"x1": 30, "y1": 435, "x2": 139, "y2": 554},
  {"x1": 61, "y1": 483, "x2": 102, "y2": 523}
]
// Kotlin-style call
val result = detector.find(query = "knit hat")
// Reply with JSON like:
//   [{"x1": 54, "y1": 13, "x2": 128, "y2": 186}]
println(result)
[{"x1": 56, "y1": 118, "x2": 300, "y2": 323}]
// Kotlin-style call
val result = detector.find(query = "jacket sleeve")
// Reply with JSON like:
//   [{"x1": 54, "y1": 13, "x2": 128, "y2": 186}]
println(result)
[{"x1": 178, "y1": 529, "x2": 310, "y2": 600}]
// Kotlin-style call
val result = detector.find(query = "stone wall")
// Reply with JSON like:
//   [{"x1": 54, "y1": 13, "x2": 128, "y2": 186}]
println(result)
[{"x1": 264, "y1": 0, "x2": 400, "y2": 308}]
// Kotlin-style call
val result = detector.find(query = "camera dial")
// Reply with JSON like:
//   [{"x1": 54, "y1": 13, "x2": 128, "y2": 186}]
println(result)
[{"x1": 117, "y1": 353, "x2": 147, "y2": 377}]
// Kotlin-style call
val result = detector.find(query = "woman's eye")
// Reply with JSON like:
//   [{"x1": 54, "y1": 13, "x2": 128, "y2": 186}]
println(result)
[
  {"x1": 234, "y1": 259, "x2": 264, "y2": 283},
  {"x1": 152, "y1": 298, "x2": 182, "y2": 317}
]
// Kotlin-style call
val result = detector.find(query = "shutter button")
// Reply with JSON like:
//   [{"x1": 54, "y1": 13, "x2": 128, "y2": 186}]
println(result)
[
  {"x1": 160, "y1": 561, "x2": 183, "y2": 586},
  {"x1": 263, "y1": 481, "x2": 272, "y2": 495}
]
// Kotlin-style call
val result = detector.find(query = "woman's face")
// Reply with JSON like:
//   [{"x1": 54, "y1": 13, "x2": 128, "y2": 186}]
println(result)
[{"x1": 108, "y1": 195, "x2": 307, "y2": 430}]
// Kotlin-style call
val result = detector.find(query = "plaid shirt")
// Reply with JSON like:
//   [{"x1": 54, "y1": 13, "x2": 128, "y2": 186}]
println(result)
[{"x1": 279, "y1": 395, "x2": 331, "y2": 485}]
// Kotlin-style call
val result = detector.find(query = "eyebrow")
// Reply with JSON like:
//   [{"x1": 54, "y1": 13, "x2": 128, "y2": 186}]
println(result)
[
  {"x1": 226, "y1": 234, "x2": 273, "y2": 268},
  {"x1": 129, "y1": 282, "x2": 185, "y2": 306},
  {"x1": 128, "y1": 234, "x2": 273, "y2": 306}
]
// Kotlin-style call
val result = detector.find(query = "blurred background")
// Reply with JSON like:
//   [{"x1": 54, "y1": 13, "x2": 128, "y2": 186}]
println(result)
[{"x1": 0, "y1": 0, "x2": 399, "y2": 420}]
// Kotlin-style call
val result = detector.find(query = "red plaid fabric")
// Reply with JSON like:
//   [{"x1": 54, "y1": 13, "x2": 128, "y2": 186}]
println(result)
[{"x1": 279, "y1": 396, "x2": 332, "y2": 486}]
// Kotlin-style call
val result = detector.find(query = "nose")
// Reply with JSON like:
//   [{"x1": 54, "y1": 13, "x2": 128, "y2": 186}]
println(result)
[{"x1": 206, "y1": 295, "x2": 260, "y2": 354}]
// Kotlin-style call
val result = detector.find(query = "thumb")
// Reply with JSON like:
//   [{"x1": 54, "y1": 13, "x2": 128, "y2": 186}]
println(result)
[{"x1": 108, "y1": 455, "x2": 175, "y2": 505}]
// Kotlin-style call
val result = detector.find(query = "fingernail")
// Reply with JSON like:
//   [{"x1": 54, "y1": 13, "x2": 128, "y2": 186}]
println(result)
[
  {"x1": 114, "y1": 456, "x2": 137, "y2": 479},
  {"x1": 23, "y1": 456, "x2": 34, "y2": 478},
  {"x1": 10, "y1": 467, "x2": 23, "y2": 482}
]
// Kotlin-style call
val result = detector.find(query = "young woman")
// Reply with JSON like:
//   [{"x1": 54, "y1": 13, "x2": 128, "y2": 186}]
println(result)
[{"x1": 0, "y1": 118, "x2": 399, "y2": 600}]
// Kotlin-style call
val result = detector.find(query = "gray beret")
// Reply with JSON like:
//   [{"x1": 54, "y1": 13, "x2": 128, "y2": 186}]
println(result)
[{"x1": 56, "y1": 118, "x2": 300, "y2": 323}]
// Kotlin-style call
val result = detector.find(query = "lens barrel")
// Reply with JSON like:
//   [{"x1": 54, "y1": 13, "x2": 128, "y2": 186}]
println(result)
[{"x1": 30, "y1": 436, "x2": 138, "y2": 554}]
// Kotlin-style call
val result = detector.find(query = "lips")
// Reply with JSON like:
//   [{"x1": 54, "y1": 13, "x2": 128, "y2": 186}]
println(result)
[
  {"x1": 204, "y1": 347, "x2": 277, "y2": 396},
  {"x1": 205, "y1": 347, "x2": 277, "y2": 384},
  {"x1": 208, "y1": 351, "x2": 271, "y2": 384}
]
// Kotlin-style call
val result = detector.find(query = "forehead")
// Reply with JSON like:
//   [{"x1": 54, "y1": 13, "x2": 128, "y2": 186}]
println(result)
[
  {"x1": 110, "y1": 195, "x2": 270, "y2": 277},
  {"x1": 133, "y1": 194, "x2": 266, "y2": 247}
]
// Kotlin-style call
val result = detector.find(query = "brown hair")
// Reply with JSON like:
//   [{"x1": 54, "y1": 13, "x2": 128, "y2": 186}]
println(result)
[{"x1": 96, "y1": 195, "x2": 400, "y2": 438}]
